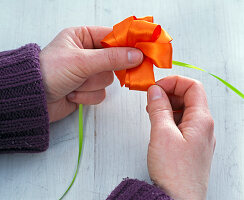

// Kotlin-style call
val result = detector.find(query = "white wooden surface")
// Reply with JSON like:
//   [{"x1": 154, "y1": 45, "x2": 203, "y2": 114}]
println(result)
[{"x1": 0, "y1": 0, "x2": 244, "y2": 199}]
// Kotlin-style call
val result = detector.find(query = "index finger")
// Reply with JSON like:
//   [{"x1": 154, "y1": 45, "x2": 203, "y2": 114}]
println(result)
[
  {"x1": 85, "y1": 26, "x2": 112, "y2": 49},
  {"x1": 156, "y1": 75, "x2": 208, "y2": 109}
]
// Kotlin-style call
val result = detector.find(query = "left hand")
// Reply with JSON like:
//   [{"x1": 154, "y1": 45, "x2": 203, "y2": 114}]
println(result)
[{"x1": 39, "y1": 26, "x2": 143, "y2": 122}]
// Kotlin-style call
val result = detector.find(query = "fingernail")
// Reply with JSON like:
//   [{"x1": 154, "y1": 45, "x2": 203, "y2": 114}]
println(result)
[
  {"x1": 67, "y1": 92, "x2": 75, "y2": 100},
  {"x1": 128, "y1": 49, "x2": 143, "y2": 64},
  {"x1": 148, "y1": 85, "x2": 163, "y2": 102}
]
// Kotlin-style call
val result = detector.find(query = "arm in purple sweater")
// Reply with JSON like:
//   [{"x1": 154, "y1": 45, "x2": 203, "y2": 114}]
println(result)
[
  {"x1": 106, "y1": 178, "x2": 173, "y2": 200},
  {"x1": 0, "y1": 44, "x2": 173, "y2": 200},
  {"x1": 0, "y1": 44, "x2": 49, "y2": 152}
]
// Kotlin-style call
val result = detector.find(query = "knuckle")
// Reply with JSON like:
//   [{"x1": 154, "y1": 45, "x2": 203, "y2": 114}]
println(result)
[
  {"x1": 205, "y1": 115, "x2": 215, "y2": 131},
  {"x1": 193, "y1": 79, "x2": 202, "y2": 85},
  {"x1": 106, "y1": 48, "x2": 119, "y2": 69},
  {"x1": 61, "y1": 50, "x2": 90, "y2": 82},
  {"x1": 148, "y1": 104, "x2": 172, "y2": 122},
  {"x1": 73, "y1": 50, "x2": 85, "y2": 64},
  {"x1": 73, "y1": 50, "x2": 91, "y2": 77},
  {"x1": 192, "y1": 79, "x2": 204, "y2": 89},
  {"x1": 172, "y1": 75, "x2": 181, "y2": 80},
  {"x1": 100, "y1": 89, "x2": 106, "y2": 98},
  {"x1": 150, "y1": 107, "x2": 171, "y2": 118},
  {"x1": 208, "y1": 116, "x2": 215, "y2": 129},
  {"x1": 96, "y1": 90, "x2": 106, "y2": 104},
  {"x1": 213, "y1": 135, "x2": 216, "y2": 150},
  {"x1": 201, "y1": 114, "x2": 215, "y2": 141},
  {"x1": 60, "y1": 27, "x2": 73, "y2": 35},
  {"x1": 76, "y1": 26, "x2": 85, "y2": 35},
  {"x1": 105, "y1": 72, "x2": 114, "y2": 85}
]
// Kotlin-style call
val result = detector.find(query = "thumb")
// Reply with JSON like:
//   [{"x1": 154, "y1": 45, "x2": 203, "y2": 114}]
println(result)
[
  {"x1": 147, "y1": 85, "x2": 181, "y2": 144},
  {"x1": 77, "y1": 47, "x2": 143, "y2": 76}
]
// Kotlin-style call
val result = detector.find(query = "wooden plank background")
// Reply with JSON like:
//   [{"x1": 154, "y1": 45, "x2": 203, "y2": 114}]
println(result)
[{"x1": 0, "y1": 0, "x2": 243, "y2": 199}]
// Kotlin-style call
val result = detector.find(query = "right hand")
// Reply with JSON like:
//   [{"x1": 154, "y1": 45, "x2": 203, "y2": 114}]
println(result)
[{"x1": 146, "y1": 76, "x2": 216, "y2": 200}]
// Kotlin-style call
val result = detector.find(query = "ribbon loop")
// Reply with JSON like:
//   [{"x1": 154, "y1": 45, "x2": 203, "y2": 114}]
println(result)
[
  {"x1": 127, "y1": 21, "x2": 161, "y2": 46},
  {"x1": 125, "y1": 58, "x2": 155, "y2": 90},
  {"x1": 101, "y1": 16, "x2": 173, "y2": 91},
  {"x1": 135, "y1": 42, "x2": 172, "y2": 68}
]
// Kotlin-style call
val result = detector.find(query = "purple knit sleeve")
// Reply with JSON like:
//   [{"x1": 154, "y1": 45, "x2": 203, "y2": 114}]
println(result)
[
  {"x1": 0, "y1": 43, "x2": 49, "y2": 152},
  {"x1": 107, "y1": 178, "x2": 174, "y2": 200}
]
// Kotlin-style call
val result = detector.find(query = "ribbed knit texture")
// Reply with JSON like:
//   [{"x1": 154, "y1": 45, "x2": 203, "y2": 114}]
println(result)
[
  {"x1": 0, "y1": 43, "x2": 49, "y2": 152},
  {"x1": 107, "y1": 179, "x2": 173, "y2": 200}
]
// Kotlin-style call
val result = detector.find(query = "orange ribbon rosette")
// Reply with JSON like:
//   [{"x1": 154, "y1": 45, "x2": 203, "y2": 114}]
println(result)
[{"x1": 101, "y1": 16, "x2": 173, "y2": 91}]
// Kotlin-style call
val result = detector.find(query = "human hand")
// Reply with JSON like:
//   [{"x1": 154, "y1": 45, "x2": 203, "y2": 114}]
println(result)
[
  {"x1": 146, "y1": 76, "x2": 216, "y2": 200},
  {"x1": 39, "y1": 26, "x2": 143, "y2": 122}
]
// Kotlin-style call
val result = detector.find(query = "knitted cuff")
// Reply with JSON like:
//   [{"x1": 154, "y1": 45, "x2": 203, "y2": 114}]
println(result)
[
  {"x1": 0, "y1": 43, "x2": 49, "y2": 152},
  {"x1": 106, "y1": 178, "x2": 173, "y2": 200}
]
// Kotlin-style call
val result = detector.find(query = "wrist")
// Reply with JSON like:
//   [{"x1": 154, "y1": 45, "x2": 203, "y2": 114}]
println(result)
[
  {"x1": 39, "y1": 50, "x2": 48, "y2": 95},
  {"x1": 39, "y1": 50, "x2": 53, "y2": 123},
  {"x1": 167, "y1": 189, "x2": 206, "y2": 200},
  {"x1": 155, "y1": 180, "x2": 207, "y2": 200}
]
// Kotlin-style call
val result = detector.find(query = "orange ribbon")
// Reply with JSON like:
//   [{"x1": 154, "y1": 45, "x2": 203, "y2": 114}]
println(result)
[{"x1": 101, "y1": 16, "x2": 173, "y2": 91}]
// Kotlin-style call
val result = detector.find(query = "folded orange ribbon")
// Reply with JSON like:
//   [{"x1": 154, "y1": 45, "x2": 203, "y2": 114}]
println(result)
[{"x1": 101, "y1": 16, "x2": 173, "y2": 91}]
